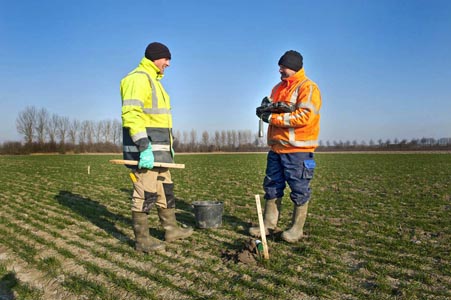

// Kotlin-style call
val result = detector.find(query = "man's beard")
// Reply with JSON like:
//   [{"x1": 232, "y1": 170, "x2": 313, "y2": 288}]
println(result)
[{"x1": 280, "y1": 73, "x2": 289, "y2": 80}]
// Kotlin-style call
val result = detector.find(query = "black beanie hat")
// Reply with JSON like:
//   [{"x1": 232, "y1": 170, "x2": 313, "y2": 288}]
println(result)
[
  {"x1": 145, "y1": 42, "x2": 171, "y2": 61},
  {"x1": 278, "y1": 50, "x2": 303, "y2": 71}
]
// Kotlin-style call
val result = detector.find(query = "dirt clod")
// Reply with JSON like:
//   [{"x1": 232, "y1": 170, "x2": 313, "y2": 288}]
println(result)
[{"x1": 221, "y1": 238, "x2": 261, "y2": 265}]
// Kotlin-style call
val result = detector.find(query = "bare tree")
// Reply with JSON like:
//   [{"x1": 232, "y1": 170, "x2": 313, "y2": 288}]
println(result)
[
  {"x1": 58, "y1": 116, "x2": 70, "y2": 145},
  {"x1": 16, "y1": 106, "x2": 37, "y2": 144},
  {"x1": 231, "y1": 130, "x2": 237, "y2": 148},
  {"x1": 190, "y1": 129, "x2": 197, "y2": 145},
  {"x1": 68, "y1": 119, "x2": 80, "y2": 145},
  {"x1": 46, "y1": 113, "x2": 59, "y2": 144},
  {"x1": 227, "y1": 130, "x2": 233, "y2": 148},
  {"x1": 36, "y1": 108, "x2": 49, "y2": 145},
  {"x1": 243, "y1": 130, "x2": 252, "y2": 145},
  {"x1": 102, "y1": 120, "x2": 112, "y2": 143},
  {"x1": 95, "y1": 121, "x2": 104, "y2": 143},
  {"x1": 182, "y1": 130, "x2": 189, "y2": 145},
  {"x1": 221, "y1": 130, "x2": 227, "y2": 149},
  {"x1": 214, "y1": 131, "x2": 221, "y2": 151},
  {"x1": 79, "y1": 120, "x2": 93, "y2": 145},
  {"x1": 112, "y1": 119, "x2": 122, "y2": 145},
  {"x1": 173, "y1": 130, "x2": 181, "y2": 150},
  {"x1": 410, "y1": 138, "x2": 419, "y2": 146},
  {"x1": 238, "y1": 131, "x2": 244, "y2": 146},
  {"x1": 188, "y1": 129, "x2": 197, "y2": 152},
  {"x1": 201, "y1": 131, "x2": 209, "y2": 147},
  {"x1": 86, "y1": 120, "x2": 94, "y2": 145},
  {"x1": 173, "y1": 130, "x2": 181, "y2": 144}
]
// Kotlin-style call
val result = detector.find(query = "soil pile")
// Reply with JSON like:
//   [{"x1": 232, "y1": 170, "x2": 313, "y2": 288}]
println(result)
[{"x1": 221, "y1": 238, "x2": 262, "y2": 265}]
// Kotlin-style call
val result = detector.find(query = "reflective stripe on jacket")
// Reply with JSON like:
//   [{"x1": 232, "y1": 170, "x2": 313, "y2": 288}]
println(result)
[
  {"x1": 120, "y1": 57, "x2": 173, "y2": 164},
  {"x1": 267, "y1": 68, "x2": 321, "y2": 153}
]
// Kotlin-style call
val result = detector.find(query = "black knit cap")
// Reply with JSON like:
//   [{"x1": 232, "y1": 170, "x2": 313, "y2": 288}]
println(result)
[
  {"x1": 145, "y1": 42, "x2": 171, "y2": 61},
  {"x1": 278, "y1": 50, "x2": 303, "y2": 71}
]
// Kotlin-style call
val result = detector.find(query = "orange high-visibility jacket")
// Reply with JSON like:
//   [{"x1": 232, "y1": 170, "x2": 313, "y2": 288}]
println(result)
[{"x1": 267, "y1": 68, "x2": 321, "y2": 153}]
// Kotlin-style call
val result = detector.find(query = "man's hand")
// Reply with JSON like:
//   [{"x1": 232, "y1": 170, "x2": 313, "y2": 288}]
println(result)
[
  {"x1": 261, "y1": 112, "x2": 271, "y2": 123},
  {"x1": 257, "y1": 97, "x2": 295, "y2": 119},
  {"x1": 256, "y1": 106, "x2": 265, "y2": 118},
  {"x1": 257, "y1": 96, "x2": 271, "y2": 118},
  {"x1": 260, "y1": 96, "x2": 271, "y2": 106},
  {"x1": 138, "y1": 144, "x2": 154, "y2": 169}
]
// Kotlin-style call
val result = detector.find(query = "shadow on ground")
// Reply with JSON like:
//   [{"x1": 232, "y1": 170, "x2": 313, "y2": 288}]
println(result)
[
  {"x1": 55, "y1": 190, "x2": 133, "y2": 246},
  {"x1": 0, "y1": 272, "x2": 17, "y2": 300},
  {"x1": 105, "y1": 189, "x2": 249, "y2": 241}
]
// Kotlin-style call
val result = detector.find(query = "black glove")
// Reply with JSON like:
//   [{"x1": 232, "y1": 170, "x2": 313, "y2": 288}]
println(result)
[
  {"x1": 260, "y1": 96, "x2": 271, "y2": 106},
  {"x1": 256, "y1": 96, "x2": 272, "y2": 118},
  {"x1": 261, "y1": 112, "x2": 271, "y2": 123},
  {"x1": 256, "y1": 106, "x2": 266, "y2": 118},
  {"x1": 271, "y1": 102, "x2": 295, "y2": 113}
]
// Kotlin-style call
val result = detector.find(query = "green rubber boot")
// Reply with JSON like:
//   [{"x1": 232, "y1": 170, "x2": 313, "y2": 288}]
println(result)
[
  {"x1": 281, "y1": 203, "x2": 309, "y2": 243},
  {"x1": 132, "y1": 211, "x2": 165, "y2": 252},
  {"x1": 157, "y1": 208, "x2": 193, "y2": 242},
  {"x1": 249, "y1": 198, "x2": 281, "y2": 237}
]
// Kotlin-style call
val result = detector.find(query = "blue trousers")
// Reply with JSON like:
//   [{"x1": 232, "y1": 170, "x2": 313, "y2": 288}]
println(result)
[{"x1": 263, "y1": 151, "x2": 315, "y2": 206}]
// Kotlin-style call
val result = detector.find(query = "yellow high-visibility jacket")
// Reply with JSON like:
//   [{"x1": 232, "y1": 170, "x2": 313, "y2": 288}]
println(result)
[
  {"x1": 267, "y1": 68, "x2": 322, "y2": 153},
  {"x1": 120, "y1": 57, "x2": 173, "y2": 164}
]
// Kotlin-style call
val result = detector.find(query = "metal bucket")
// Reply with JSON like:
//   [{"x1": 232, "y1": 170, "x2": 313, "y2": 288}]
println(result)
[{"x1": 192, "y1": 201, "x2": 223, "y2": 229}]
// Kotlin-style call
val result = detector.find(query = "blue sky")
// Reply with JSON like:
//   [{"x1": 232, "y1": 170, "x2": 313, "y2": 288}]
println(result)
[{"x1": 1, "y1": 0, "x2": 450, "y2": 143}]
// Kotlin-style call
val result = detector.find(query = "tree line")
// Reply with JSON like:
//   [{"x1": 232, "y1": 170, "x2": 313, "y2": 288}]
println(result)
[
  {"x1": 317, "y1": 137, "x2": 451, "y2": 152},
  {"x1": 0, "y1": 106, "x2": 450, "y2": 155},
  {"x1": 8, "y1": 106, "x2": 122, "y2": 154},
  {"x1": 1, "y1": 106, "x2": 265, "y2": 154}
]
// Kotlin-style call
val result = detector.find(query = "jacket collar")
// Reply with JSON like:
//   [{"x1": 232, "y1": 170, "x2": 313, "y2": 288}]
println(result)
[
  {"x1": 138, "y1": 57, "x2": 164, "y2": 81},
  {"x1": 282, "y1": 68, "x2": 306, "y2": 86}
]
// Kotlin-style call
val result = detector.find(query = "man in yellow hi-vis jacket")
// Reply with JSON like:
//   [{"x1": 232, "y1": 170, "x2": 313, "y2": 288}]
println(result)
[{"x1": 121, "y1": 42, "x2": 193, "y2": 253}]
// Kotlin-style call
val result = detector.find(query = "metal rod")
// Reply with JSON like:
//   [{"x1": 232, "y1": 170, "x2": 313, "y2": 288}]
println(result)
[{"x1": 258, "y1": 117, "x2": 264, "y2": 137}]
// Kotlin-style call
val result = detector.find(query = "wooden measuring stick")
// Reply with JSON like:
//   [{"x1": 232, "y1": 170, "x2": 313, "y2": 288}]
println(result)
[
  {"x1": 109, "y1": 159, "x2": 185, "y2": 169},
  {"x1": 255, "y1": 194, "x2": 270, "y2": 260}
]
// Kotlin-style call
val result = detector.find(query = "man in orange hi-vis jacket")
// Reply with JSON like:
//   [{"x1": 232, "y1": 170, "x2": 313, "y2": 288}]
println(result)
[{"x1": 249, "y1": 50, "x2": 322, "y2": 243}]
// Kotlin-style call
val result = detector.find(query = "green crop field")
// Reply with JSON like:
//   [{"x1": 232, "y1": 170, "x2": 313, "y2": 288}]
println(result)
[{"x1": 0, "y1": 153, "x2": 450, "y2": 299}]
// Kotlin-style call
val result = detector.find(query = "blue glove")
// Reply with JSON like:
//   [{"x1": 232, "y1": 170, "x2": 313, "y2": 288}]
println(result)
[{"x1": 138, "y1": 144, "x2": 154, "y2": 169}]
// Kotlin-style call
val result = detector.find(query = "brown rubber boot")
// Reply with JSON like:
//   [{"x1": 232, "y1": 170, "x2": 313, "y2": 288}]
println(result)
[
  {"x1": 281, "y1": 203, "x2": 309, "y2": 243},
  {"x1": 249, "y1": 198, "x2": 282, "y2": 237},
  {"x1": 157, "y1": 208, "x2": 193, "y2": 242},
  {"x1": 132, "y1": 211, "x2": 165, "y2": 252}
]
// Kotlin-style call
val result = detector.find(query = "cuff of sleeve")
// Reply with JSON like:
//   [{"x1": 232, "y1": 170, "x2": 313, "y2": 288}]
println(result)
[{"x1": 135, "y1": 138, "x2": 150, "y2": 152}]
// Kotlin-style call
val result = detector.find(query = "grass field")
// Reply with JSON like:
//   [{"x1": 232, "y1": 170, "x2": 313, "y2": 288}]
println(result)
[{"x1": 0, "y1": 153, "x2": 450, "y2": 299}]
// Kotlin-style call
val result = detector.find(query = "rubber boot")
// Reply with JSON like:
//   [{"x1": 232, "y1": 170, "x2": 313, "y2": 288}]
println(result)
[
  {"x1": 249, "y1": 198, "x2": 281, "y2": 237},
  {"x1": 281, "y1": 203, "x2": 309, "y2": 243},
  {"x1": 132, "y1": 211, "x2": 165, "y2": 252},
  {"x1": 157, "y1": 208, "x2": 193, "y2": 242}
]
